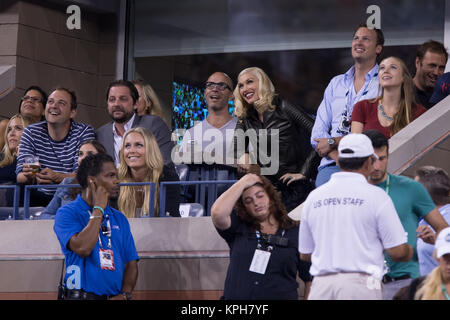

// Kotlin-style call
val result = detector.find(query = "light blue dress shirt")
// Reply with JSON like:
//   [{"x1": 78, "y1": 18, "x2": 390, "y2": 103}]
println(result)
[
  {"x1": 417, "y1": 204, "x2": 450, "y2": 276},
  {"x1": 311, "y1": 64, "x2": 380, "y2": 170}
]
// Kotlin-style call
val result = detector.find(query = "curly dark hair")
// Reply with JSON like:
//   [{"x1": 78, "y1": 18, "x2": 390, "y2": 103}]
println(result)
[
  {"x1": 234, "y1": 175, "x2": 297, "y2": 231},
  {"x1": 77, "y1": 153, "x2": 114, "y2": 189}
]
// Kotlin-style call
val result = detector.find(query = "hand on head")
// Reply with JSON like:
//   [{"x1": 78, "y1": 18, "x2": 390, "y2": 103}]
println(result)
[
  {"x1": 240, "y1": 173, "x2": 263, "y2": 189},
  {"x1": 89, "y1": 179, "x2": 109, "y2": 209}
]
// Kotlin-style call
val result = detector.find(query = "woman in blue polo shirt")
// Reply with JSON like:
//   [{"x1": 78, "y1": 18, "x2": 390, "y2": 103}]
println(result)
[{"x1": 211, "y1": 173, "x2": 312, "y2": 300}]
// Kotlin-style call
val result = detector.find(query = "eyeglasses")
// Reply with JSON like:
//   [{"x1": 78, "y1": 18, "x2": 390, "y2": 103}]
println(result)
[
  {"x1": 21, "y1": 96, "x2": 42, "y2": 103},
  {"x1": 205, "y1": 81, "x2": 232, "y2": 91}
]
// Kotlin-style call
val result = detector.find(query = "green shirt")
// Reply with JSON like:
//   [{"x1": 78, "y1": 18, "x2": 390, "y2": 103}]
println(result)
[{"x1": 377, "y1": 174, "x2": 436, "y2": 279}]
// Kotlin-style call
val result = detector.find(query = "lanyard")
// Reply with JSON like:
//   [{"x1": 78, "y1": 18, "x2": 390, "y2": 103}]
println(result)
[
  {"x1": 98, "y1": 213, "x2": 112, "y2": 249},
  {"x1": 443, "y1": 284, "x2": 450, "y2": 300},
  {"x1": 255, "y1": 229, "x2": 285, "y2": 251},
  {"x1": 383, "y1": 175, "x2": 390, "y2": 195},
  {"x1": 344, "y1": 72, "x2": 378, "y2": 117}
]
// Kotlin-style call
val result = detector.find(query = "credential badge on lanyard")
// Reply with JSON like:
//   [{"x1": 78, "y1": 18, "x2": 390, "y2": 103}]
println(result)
[
  {"x1": 249, "y1": 231, "x2": 272, "y2": 275},
  {"x1": 336, "y1": 74, "x2": 377, "y2": 135},
  {"x1": 249, "y1": 230, "x2": 285, "y2": 275},
  {"x1": 98, "y1": 213, "x2": 115, "y2": 271}
]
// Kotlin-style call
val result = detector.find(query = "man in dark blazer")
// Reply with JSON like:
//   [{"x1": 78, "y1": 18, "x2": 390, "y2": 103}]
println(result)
[{"x1": 96, "y1": 80, "x2": 174, "y2": 166}]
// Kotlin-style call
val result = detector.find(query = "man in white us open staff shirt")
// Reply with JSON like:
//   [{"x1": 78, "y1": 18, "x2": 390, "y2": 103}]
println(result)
[{"x1": 298, "y1": 133, "x2": 413, "y2": 299}]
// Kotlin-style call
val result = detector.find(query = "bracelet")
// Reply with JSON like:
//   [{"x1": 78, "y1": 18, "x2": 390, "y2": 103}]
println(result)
[
  {"x1": 89, "y1": 215, "x2": 102, "y2": 220},
  {"x1": 122, "y1": 292, "x2": 132, "y2": 300},
  {"x1": 93, "y1": 206, "x2": 105, "y2": 215}
]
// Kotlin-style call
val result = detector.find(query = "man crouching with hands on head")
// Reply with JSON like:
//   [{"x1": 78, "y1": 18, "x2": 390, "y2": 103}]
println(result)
[{"x1": 54, "y1": 153, "x2": 139, "y2": 300}]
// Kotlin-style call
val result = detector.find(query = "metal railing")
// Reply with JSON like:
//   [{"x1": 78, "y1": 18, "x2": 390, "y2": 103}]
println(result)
[
  {"x1": 5, "y1": 179, "x2": 238, "y2": 220},
  {"x1": 159, "y1": 180, "x2": 237, "y2": 217},
  {"x1": 0, "y1": 185, "x2": 20, "y2": 219},
  {"x1": 22, "y1": 182, "x2": 156, "y2": 219}
]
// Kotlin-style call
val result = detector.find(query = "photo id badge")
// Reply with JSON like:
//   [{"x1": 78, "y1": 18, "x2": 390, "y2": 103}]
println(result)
[
  {"x1": 249, "y1": 249, "x2": 271, "y2": 274},
  {"x1": 99, "y1": 249, "x2": 115, "y2": 271}
]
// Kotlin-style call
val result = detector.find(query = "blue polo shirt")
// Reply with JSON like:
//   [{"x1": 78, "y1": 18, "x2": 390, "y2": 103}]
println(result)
[{"x1": 54, "y1": 195, "x2": 139, "y2": 296}]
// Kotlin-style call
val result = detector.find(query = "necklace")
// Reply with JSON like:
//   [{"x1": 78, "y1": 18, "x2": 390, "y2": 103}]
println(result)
[{"x1": 378, "y1": 103, "x2": 394, "y2": 121}]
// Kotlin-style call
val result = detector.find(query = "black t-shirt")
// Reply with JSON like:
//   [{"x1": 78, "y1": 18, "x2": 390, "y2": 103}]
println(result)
[
  {"x1": 217, "y1": 211, "x2": 312, "y2": 300},
  {"x1": 414, "y1": 85, "x2": 434, "y2": 110}
]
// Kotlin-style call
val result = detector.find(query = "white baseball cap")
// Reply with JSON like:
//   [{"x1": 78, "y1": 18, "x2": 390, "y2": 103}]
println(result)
[
  {"x1": 435, "y1": 227, "x2": 450, "y2": 258},
  {"x1": 288, "y1": 202, "x2": 304, "y2": 221},
  {"x1": 338, "y1": 133, "x2": 378, "y2": 159}
]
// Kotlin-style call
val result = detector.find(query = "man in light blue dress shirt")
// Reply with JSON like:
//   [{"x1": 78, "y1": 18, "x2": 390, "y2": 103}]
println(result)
[
  {"x1": 311, "y1": 23, "x2": 384, "y2": 187},
  {"x1": 415, "y1": 166, "x2": 450, "y2": 276}
]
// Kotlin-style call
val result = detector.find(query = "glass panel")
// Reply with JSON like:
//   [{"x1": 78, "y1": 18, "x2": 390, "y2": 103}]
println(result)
[{"x1": 133, "y1": 0, "x2": 444, "y2": 57}]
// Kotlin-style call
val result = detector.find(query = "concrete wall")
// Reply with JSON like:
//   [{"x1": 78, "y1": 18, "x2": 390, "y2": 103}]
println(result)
[
  {"x1": 0, "y1": 217, "x2": 308, "y2": 300},
  {"x1": 0, "y1": 217, "x2": 229, "y2": 299},
  {"x1": 388, "y1": 96, "x2": 450, "y2": 177},
  {"x1": 0, "y1": 0, "x2": 118, "y2": 129}
]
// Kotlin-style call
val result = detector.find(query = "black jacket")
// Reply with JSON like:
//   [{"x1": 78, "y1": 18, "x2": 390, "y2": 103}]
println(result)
[{"x1": 234, "y1": 97, "x2": 319, "y2": 180}]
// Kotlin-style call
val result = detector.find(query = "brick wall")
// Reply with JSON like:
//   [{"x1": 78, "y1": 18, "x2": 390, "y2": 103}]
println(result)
[{"x1": 0, "y1": 0, "x2": 118, "y2": 129}]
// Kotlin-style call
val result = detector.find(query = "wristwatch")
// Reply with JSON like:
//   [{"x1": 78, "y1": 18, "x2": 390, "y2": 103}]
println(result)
[
  {"x1": 122, "y1": 292, "x2": 132, "y2": 300},
  {"x1": 327, "y1": 138, "x2": 335, "y2": 146}
]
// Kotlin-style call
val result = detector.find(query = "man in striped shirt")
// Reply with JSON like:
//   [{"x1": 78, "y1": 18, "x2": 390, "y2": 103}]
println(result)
[{"x1": 16, "y1": 87, "x2": 95, "y2": 206}]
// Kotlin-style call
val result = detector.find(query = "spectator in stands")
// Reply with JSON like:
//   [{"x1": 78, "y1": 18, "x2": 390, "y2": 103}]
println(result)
[
  {"x1": 132, "y1": 79, "x2": 165, "y2": 121},
  {"x1": 299, "y1": 133, "x2": 412, "y2": 300},
  {"x1": 16, "y1": 87, "x2": 95, "y2": 206},
  {"x1": 394, "y1": 227, "x2": 450, "y2": 300},
  {"x1": 415, "y1": 166, "x2": 450, "y2": 276},
  {"x1": 233, "y1": 67, "x2": 318, "y2": 212},
  {"x1": 351, "y1": 56, "x2": 427, "y2": 138},
  {"x1": 412, "y1": 40, "x2": 448, "y2": 109},
  {"x1": 211, "y1": 173, "x2": 312, "y2": 299},
  {"x1": 414, "y1": 227, "x2": 450, "y2": 299},
  {"x1": 38, "y1": 140, "x2": 107, "y2": 219},
  {"x1": 0, "y1": 114, "x2": 31, "y2": 183},
  {"x1": 311, "y1": 23, "x2": 384, "y2": 187},
  {"x1": 53, "y1": 153, "x2": 138, "y2": 300},
  {"x1": 96, "y1": 80, "x2": 174, "y2": 167},
  {"x1": 364, "y1": 129, "x2": 449, "y2": 299},
  {"x1": 0, "y1": 114, "x2": 31, "y2": 207},
  {"x1": 179, "y1": 72, "x2": 237, "y2": 165},
  {"x1": 118, "y1": 127, "x2": 180, "y2": 217},
  {"x1": 430, "y1": 72, "x2": 450, "y2": 105},
  {"x1": 0, "y1": 86, "x2": 47, "y2": 151}
]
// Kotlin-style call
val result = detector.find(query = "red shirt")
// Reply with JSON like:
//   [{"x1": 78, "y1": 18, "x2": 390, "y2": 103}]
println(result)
[{"x1": 351, "y1": 99, "x2": 427, "y2": 138}]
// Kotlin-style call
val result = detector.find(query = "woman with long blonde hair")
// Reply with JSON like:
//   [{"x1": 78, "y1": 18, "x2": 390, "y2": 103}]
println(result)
[
  {"x1": 351, "y1": 56, "x2": 427, "y2": 138},
  {"x1": 233, "y1": 67, "x2": 318, "y2": 212},
  {"x1": 0, "y1": 114, "x2": 31, "y2": 181},
  {"x1": 118, "y1": 127, "x2": 180, "y2": 217},
  {"x1": 393, "y1": 227, "x2": 450, "y2": 300},
  {"x1": 0, "y1": 114, "x2": 31, "y2": 207}
]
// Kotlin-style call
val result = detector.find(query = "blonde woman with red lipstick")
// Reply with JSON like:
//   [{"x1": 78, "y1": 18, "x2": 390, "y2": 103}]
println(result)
[
  {"x1": 233, "y1": 67, "x2": 318, "y2": 212},
  {"x1": 351, "y1": 56, "x2": 427, "y2": 138}
]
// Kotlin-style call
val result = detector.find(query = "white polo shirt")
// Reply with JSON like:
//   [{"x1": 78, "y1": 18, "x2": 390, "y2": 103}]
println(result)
[{"x1": 299, "y1": 172, "x2": 407, "y2": 277}]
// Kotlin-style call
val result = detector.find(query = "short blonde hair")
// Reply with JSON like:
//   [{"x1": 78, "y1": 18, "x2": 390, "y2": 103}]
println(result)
[
  {"x1": 118, "y1": 127, "x2": 164, "y2": 217},
  {"x1": 233, "y1": 67, "x2": 276, "y2": 118},
  {"x1": 132, "y1": 80, "x2": 164, "y2": 118}
]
